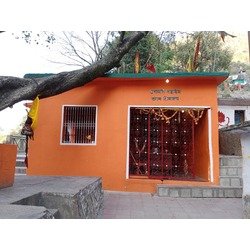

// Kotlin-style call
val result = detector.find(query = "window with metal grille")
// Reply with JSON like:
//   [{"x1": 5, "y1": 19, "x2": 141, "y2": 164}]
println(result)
[{"x1": 61, "y1": 105, "x2": 97, "y2": 145}]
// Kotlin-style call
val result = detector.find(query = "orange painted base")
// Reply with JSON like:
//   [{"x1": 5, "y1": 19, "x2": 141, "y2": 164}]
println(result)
[
  {"x1": 0, "y1": 144, "x2": 17, "y2": 189},
  {"x1": 98, "y1": 175, "x2": 218, "y2": 193},
  {"x1": 123, "y1": 178, "x2": 218, "y2": 193}
]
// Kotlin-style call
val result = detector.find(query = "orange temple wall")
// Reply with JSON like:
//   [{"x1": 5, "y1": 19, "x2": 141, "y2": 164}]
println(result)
[{"x1": 28, "y1": 74, "x2": 227, "y2": 193}]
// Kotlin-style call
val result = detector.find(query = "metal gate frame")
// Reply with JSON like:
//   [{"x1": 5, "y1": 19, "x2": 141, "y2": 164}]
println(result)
[{"x1": 127, "y1": 106, "x2": 206, "y2": 181}]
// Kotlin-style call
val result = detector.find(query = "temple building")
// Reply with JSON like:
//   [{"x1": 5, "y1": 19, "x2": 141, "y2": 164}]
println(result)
[{"x1": 25, "y1": 72, "x2": 228, "y2": 193}]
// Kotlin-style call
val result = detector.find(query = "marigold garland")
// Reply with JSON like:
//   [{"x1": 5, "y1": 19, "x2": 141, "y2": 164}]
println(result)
[{"x1": 136, "y1": 107, "x2": 204, "y2": 125}]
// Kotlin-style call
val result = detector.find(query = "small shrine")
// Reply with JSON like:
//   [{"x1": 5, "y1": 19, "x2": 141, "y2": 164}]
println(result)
[{"x1": 26, "y1": 72, "x2": 228, "y2": 192}]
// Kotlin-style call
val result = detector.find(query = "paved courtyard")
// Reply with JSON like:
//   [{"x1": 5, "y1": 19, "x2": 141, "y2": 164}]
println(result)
[
  {"x1": 0, "y1": 176, "x2": 244, "y2": 219},
  {"x1": 101, "y1": 191, "x2": 243, "y2": 219}
]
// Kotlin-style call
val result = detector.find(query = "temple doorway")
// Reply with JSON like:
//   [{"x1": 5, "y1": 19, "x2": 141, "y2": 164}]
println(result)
[{"x1": 128, "y1": 107, "x2": 208, "y2": 181}]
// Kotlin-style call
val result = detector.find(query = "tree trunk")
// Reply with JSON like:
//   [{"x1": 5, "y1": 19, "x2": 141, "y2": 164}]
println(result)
[{"x1": 0, "y1": 31, "x2": 148, "y2": 111}]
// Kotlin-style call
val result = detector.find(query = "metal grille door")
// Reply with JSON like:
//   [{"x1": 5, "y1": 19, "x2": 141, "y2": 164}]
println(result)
[{"x1": 129, "y1": 107, "x2": 195, "y2": 180}]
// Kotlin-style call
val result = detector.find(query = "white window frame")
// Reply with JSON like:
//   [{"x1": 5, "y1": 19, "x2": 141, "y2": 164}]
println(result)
[
  {"x1": 126, "y1": 105, "x2": 213, "y2": 182},
  {"x1": 60, "y1": 105, "x2": 98, "y2": 146}
]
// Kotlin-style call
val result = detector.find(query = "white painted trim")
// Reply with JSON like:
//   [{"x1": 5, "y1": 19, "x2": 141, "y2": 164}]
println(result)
[
  {"x1": 60, "y1": 105, "x2": 64, "y2": 145},
  {"x1": 129, "y1": 105, "x2": 211, "y2": 108},
  {"x1": 125, "y1": 105, "x2": 212, "y2": 180},
  {"x1": 95, "y1": 105, "x2": 98, "y2": 145},
  {"x1": 126, "y1": 106, "x2": 131, "y2": 179},
  {"x1": 207, "y1": 108, "x2": 214, "y2": 182},
  {"x1": 60, "y1": 104, "x2": 98, "y2": 146}
]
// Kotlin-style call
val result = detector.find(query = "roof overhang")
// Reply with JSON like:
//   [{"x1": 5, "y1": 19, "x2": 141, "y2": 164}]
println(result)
[
  {"x1": 24, "y1": 72, "x2": 229, "y2": 86},
  {"x1": 218, "y1": 98, "x2": 250, "y2": 106},
  {"x1": 220, "y1": 121, "x2": 250, "y2": 134}
]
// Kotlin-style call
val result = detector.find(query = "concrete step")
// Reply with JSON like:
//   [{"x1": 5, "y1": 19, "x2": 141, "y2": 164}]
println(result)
[
  {"x1": 219, "y1": 155, "x2": 242, "y2": 167},
  {"x1": 15, "y1": 167, "x2": 27, "y2": 175},
  {"x1": 16, "y1": 153, "x2": 26, "y2": 158},
  {"x1": 220, "y1": 166, "x2": 242, "y2": 177},
  {"x1": 220, "y1": 176, "x2": 243, "y2": 187},
  {"x1": 157, "y1": 185, "x2": 242, "y2": 198},
  {"x1": 16, "y1": 160, "x2": 26, "y2": 167},
  {"x1": 16, "y1": 153, "x2": 26, "y2": 168},
  {"x1": 16, "y1": 156, "x2": 25, "y2": 160},
  {"x1": 16, "y1": 154, "x2": 25, "y2": 160}
]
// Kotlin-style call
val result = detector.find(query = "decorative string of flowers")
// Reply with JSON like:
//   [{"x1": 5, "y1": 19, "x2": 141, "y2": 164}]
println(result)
[
  {"x1": 137, "y1": 107, "x2": 205, "y2": 125},
  {"x1": 187, "y1": 109, "x2": 204, "y2": 125},
  {"x1": 138, "y1": 108, "x2": 178, "y2": 124}
]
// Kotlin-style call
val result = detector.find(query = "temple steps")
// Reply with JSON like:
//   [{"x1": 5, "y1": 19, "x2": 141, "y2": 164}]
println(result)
[
  {"x1": 220, "y1": 176, "x2": 243, "y2": 187},
  {"x1": 15, "y1": 167, "x2": 27, "y2": 175},
  {"x1": 15, "y1": 153, "x2": 26, "y2": 176},
  {"x1": 157, "y1": 155, "x2": 243, "y2": 198},
  {"x1": 157, "y1": 185, "x2": 242, "y2": 198}
]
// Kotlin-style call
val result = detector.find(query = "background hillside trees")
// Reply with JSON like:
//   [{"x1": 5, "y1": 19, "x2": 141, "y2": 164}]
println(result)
[{"x1": 171, "y1": 31, "x2": 234, "y2": 72}]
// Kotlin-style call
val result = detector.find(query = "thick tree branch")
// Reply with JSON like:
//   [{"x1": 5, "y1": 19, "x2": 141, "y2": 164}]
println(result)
[
  {"x1": 119, "y1": 31, "x2": 126, "y2": 45},
  {"x1": 0, "y1": 31, "x2": 148, "y2": 111}
]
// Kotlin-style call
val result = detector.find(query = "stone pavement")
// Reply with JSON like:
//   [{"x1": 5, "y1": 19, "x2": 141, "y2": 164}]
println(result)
[
  {"x1": 100, "y1": 191, "x2": 243, "y2": 219},
  {"x1": 0, "y1": 176, "x2": 244, "y2": 219}
]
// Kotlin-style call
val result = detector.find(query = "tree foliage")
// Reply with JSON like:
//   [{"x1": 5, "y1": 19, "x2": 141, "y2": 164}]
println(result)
[
  {"x1": 113, "y1": 32, "x2": 174, "y2": 73},
  {"x1": 229, "y1": 61, "x2": 250, "y2": 75},
  {"x1": 11, "y1": 31, "x2": 235, "y2": 73},
  {"x1": 171, "y1": 31, "x2": 234, "y2": 72}
]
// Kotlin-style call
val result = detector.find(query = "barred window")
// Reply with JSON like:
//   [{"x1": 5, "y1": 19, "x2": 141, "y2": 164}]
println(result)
[{"x1": 61, "y1": 105, "x2": 97, "y2": 145}]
